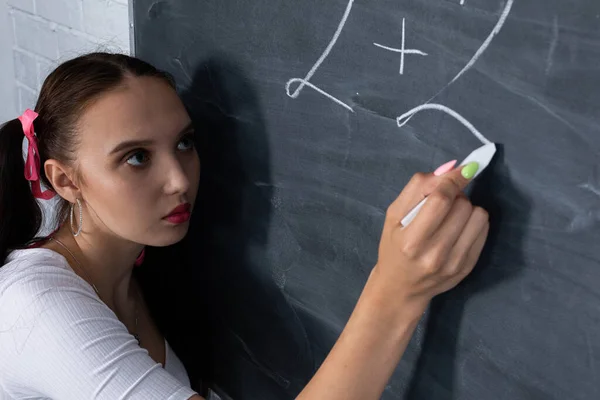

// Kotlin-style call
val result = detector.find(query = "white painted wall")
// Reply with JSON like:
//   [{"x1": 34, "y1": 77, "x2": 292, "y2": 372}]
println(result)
[
  {"x1": 0, "y1": 0, "x2": 17, "y2": 121},
  {"x1": 1, "y1": 0, "x2": 131, "y2": 115}
]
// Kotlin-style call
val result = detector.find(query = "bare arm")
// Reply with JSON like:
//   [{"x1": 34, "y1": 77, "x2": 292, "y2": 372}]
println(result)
[
  {"x1": 296, "y1": 273, "x2": 423, "y2": 400},
  {"x1": 297, "y1": 166, "x2": 489, "y2": 400}
]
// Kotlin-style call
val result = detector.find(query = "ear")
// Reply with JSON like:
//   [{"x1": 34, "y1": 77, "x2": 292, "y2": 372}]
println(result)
[{"x1": 44, "y1": 159, "x2": 81, "y2": 203}]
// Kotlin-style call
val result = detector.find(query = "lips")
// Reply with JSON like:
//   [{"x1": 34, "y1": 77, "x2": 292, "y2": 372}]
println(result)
[{"x1": 164, "y1": 203, "x2": 192, "y2": 224}]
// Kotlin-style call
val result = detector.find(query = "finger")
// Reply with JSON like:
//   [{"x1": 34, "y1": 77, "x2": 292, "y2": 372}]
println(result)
[
  {"x1": 436, "y1": 222, "x2": 488, "y2": 295},
  {"x1": 444, "y1": 207, "x2": 489, "y2": 276},
  {"x1": 430, "y1": 196, "x2": 473, "y2": 255},
  {"x1": 405, "y1": 164, "x2": 478, "y2": 240},
  {"x1": 461, "y1": 221, "x2": 489, "y2": 277}
]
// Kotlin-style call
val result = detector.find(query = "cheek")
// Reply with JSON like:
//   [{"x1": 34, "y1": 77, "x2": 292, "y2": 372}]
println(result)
[{"x1": 87, "y1": 171, "x2": 155, "y2": 223}]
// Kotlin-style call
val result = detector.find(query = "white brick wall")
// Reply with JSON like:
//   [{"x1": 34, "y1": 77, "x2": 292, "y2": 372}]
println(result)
[{"x1": 6, "y1": 0, "x2": 131, "y2": 113}]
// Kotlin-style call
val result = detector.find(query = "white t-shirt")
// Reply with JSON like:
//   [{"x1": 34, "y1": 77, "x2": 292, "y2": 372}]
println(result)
[{"x1": 0, "y1": 248, "x2": 199, "y2": 400}]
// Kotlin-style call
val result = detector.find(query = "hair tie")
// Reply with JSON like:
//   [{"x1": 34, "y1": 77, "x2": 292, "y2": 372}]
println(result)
[{"x1": 18, "y1": 109, "x2": 56, "y2": 200}]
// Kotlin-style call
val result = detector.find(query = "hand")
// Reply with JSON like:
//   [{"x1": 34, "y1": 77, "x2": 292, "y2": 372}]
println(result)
[{"x1": 369, "y1": 165, "x2": 490, "y2": 315}]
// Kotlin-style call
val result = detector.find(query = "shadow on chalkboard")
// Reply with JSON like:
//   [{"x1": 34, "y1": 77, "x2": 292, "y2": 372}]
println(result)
[
  {"x1": 404, "y1": 145, "x2": 531, "y2": 400},
  {"x1": 178, "y1": 55, "x2": 314, "y2": 399}
]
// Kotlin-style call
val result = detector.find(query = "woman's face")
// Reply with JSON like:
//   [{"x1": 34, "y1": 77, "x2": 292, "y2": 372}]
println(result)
[{"x1": 74, "y1": 75, "x2": 200, "y2": 247}]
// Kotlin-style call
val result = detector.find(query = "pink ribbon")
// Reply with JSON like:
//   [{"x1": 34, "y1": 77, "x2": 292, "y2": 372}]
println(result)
[
  {"x1": 18, "y1": 109, "x2": 56, "y2": 200},
  {"x1": 135, "y1": 248, "x2": 145, "y2": 267}
]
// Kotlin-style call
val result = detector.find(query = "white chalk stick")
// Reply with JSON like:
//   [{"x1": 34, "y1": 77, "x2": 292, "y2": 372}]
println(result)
[{"x1": 400, "y1": 143, "x2": 497, "y2": 227}]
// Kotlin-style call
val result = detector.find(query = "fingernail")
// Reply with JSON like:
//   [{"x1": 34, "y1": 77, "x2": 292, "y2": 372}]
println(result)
[
  {"x1": 461, "y1": 162, "x2": 479, "y2": 179},
  {"x1": 433, "y1": 160, "x2": 457, "y2": 176}
]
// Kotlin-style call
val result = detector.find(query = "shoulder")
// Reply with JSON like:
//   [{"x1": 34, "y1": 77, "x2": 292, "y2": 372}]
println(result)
[
  {"x1": 0, "y1": 248, "x2": 99, "y2": 348},
  {"x1": 0, "y1": 248, "x2": 106, "y2": 386},
  {"x1": 0, "y1": 248, "x2": 92, "y2": 297},
  {"x1": 2, "y1": 247, "x2": 71, "y2": 279}
]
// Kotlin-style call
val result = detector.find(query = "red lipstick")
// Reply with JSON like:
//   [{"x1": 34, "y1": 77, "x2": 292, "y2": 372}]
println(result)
[{"x1": 163, "y1": 203, "x2": 191, "y2": 224}]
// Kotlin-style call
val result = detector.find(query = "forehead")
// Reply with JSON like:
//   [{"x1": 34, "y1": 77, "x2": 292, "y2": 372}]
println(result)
[{"x1": 77, "y1": 76, "x2": 189, "y2": 148}]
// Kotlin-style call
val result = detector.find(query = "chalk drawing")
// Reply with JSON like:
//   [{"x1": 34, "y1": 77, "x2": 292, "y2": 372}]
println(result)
[
  {"x1": 284, "y1": 0, "x2": 515, "y2": 138},
  {"x1": 397, "y1": 103, "x2": 492, "y2": 145},
  {"x1": 373, "y1": 18, "x2": 428, "y2": 75},
  {"x1": 448, "y1": 0, "x2": 514, "y2": 86},
  {"x1": 285, "y1": 0, "x2": 355, "y2": 112},
  {"x1": 396, "y1": 0, "x2": 514, "y2": 143}
]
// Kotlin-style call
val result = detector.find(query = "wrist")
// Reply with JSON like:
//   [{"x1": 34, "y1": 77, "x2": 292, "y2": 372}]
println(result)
[{"x1": 359, "y1": 266, "x2": 429, "y2": 326}]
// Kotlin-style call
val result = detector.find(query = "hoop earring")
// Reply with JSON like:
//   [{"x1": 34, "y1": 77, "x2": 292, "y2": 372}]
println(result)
[{"x1": 70, "y1": 198, "x2": 83, "y2": 237}]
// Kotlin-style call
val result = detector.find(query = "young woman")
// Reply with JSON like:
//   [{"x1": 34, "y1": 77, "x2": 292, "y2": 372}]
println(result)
[{"x1": 0, "y1": 53, "x2": 488, "y2": 399}]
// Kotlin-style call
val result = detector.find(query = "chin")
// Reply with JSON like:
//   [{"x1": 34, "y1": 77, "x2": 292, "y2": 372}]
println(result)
[{"x1": 149, "y1": 222, "x2": 191, "y2": 247}]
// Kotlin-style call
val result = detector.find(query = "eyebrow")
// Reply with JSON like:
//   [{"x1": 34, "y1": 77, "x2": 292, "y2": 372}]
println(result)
[{"x1": 109, "y1": 121, "x2": 194, "y2": 155}]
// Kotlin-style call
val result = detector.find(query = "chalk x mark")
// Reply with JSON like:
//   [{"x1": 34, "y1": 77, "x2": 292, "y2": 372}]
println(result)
[
  {"x1": 373, "y1": 18, "x2": 428, "y2": 75},
  {"x1": 397, "y1": 103, "x2": 492, "y2": 145},
  {"x1": 285, "y1": 0, "x2": 354, "y2": 112}
]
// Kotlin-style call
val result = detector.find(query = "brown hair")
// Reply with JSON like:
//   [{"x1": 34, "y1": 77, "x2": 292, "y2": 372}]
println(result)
[{"x1": 0, "y1": 52, "x2": 175, "y2": 264}]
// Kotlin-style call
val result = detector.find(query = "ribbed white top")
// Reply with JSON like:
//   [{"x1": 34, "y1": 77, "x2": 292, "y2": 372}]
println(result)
[{"x1": 0, "y1": 248, "x2": 198, "y2": 400}]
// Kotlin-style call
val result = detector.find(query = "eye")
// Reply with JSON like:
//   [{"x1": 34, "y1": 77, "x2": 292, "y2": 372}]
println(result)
[
  {"x1": 177, "y1": 133, "x2": 195, "y2": 151},
  {"x1": 126, "y1": 150, "x2": 150, "y2": 167}
]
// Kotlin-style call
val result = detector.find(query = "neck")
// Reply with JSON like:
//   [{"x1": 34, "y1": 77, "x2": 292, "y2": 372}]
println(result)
[{"x1": 50, "y1": 224, "x2": 144, "y2": 307}]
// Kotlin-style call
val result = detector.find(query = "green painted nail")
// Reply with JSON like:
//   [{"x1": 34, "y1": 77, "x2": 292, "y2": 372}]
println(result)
[{"x1": 461, "y1": 162, "x2": 479, "y2": 179}]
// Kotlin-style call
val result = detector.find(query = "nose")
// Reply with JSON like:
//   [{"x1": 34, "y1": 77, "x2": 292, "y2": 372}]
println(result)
[{"x1": 162, "y1": 156, "x2": 191, "y2": 196}]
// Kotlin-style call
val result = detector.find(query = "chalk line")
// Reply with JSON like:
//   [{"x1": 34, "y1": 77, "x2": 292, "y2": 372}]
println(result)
[
  {"x1": 546, "y1": 15, "x2": 559, "y2": 76},
  {"x1": 372, "y1": 43, "x2": 428, "y2": 55},
  {"x1": 286, "y1": 0, "x2": 354, "y2": 101},
  {"x1": 448, "y1": 0, "x2": 514, "y2": 86},
  {"x1": 397, "y1": 103, "x2": 492, "y2": 145},
  {"x1": 401, "y1": 16, "x2": 407, "y2": 75},
  {"x1": 286, "y1": 78, "x2": 354, "y2": 112}
]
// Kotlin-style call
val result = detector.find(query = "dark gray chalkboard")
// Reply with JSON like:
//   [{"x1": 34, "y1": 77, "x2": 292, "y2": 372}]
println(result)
[{"x1": 133, "y1": 1, "x2": 600, "y2": 398}]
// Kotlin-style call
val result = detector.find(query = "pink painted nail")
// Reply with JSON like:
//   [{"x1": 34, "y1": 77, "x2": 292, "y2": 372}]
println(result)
[{"x1": 433, "y1": 160, "x2": 457, "y2": 176}]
